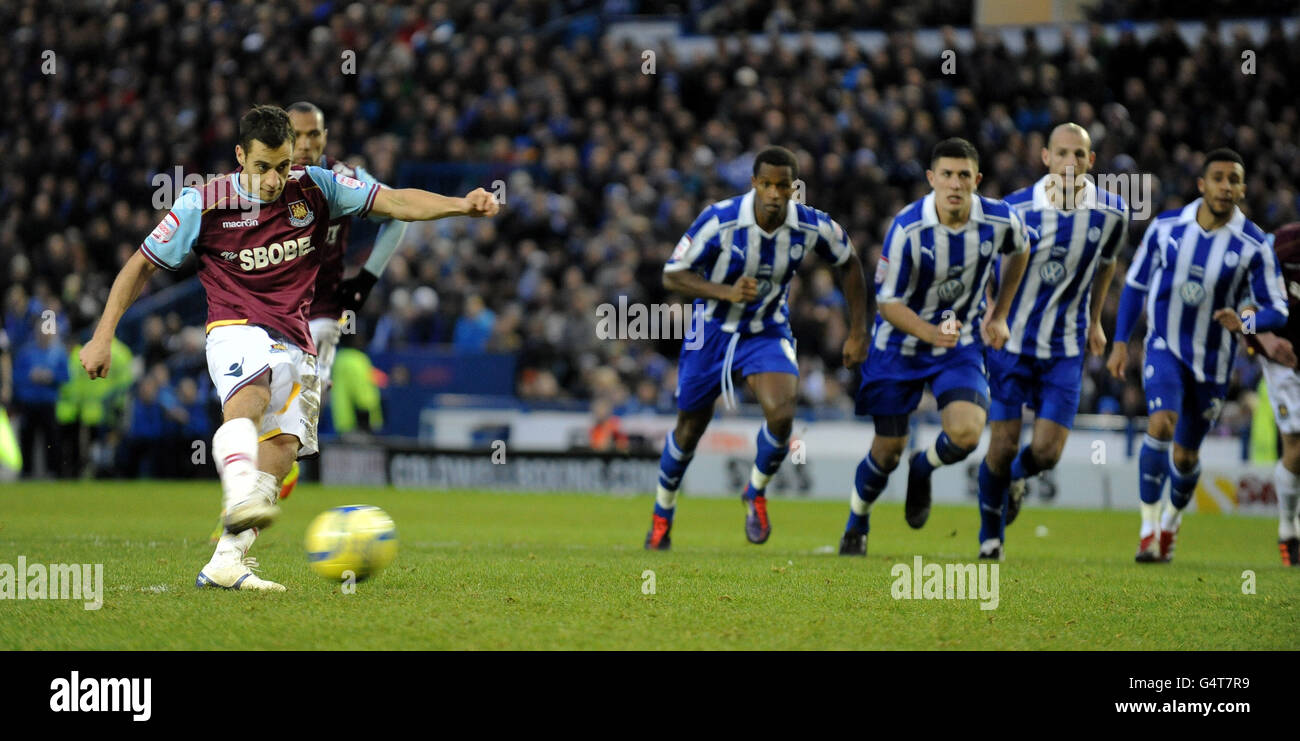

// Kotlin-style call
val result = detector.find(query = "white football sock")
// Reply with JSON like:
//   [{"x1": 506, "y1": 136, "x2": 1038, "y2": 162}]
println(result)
[
  {"x1": 1275, "y1": 461, "x2": 1300, "y2": 540},
  {"x1": 925, "y1": 444, "x2": 944, "y2": 468},
  {"x1": 1140, "y1": 502, "x2": 1160, "y2": 538},
  {"x1": 850, "y1": 485, "x2": 872, "y2": 516},
  {"x1": 750, "y1": 466, "x2": 773, "y2": 491},
  {"x1": 253, "y1": 470, "x2": 280, "y2": 506},
  {"x1": 655, "y1": 485, "x2": 677, "y2": 511},
  {"x1": 213, "y1": 419, "x2": 259, "y2": 509},
  {"x1": 209, "y1": 528, "x2": 256, "y2": 567},
  {"x1": 1161, "y1": 503, "x2": 1183, "y2": 533}
]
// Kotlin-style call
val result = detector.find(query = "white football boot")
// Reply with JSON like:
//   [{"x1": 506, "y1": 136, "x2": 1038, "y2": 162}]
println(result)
[{"x1": 196, "y1": 557, "x2": 286, "y2": 592}]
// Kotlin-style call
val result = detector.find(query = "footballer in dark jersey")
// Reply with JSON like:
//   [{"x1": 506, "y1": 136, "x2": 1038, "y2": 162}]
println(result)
[{"x1": 79, "y1": 105, "x2": 499, "y2": 590}]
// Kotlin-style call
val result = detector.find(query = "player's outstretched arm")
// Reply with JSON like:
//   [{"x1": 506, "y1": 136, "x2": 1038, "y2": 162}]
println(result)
[
  {"x1": 878, "y1": 301, "x2": 958, "y2": 348},
  {"x1": 837, "y1": 252, "x2": 869, "y2": 366},
  {"x1": 369, "y1": 187, "x2": 498, "y2": 222},
  {"x1": 80, "y1": 250, "x2": 159, "y2": 379}
]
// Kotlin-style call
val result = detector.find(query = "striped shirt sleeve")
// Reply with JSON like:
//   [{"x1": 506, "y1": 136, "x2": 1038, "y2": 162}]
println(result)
[
  {"x1": 874, "y1": 218, "x2": 912, "y2": 304},
  {"x1": 664, "y1": 206, "x2": 722, "y2": 274},
  {"x1": 1125, "y1": 221, "x2": 1161, "y2": 290},
  {"x1": 813, "y1": 211, "x2": 854, "y2": 267}
]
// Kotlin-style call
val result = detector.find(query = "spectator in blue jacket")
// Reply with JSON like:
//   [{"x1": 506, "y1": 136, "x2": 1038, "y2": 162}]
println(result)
[{"x1": 12, "y1": 320, "x2": 69, "y2": 477}]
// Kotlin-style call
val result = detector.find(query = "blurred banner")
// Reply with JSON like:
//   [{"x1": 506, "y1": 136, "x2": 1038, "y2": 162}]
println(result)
[{"x1": 322, "y1": 411, "x2": 1275, "y2": 515}]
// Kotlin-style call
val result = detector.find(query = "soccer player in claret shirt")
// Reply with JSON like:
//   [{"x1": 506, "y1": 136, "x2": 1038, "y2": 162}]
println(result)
[
  {"x1": 79, "y1": 105, "x2": 498, "y2": 591},
  {"x1": 1107, "y1": 149, "x2": 1287, "y2": 563},
  {"x1": 1247, "y1": 222, "x2": 1300, "y2": 565},
  {"x1": 839, "y1": 138, "x2": 1032, "y2": 557},
  {"x1": 977, "y1": 123, "x2": 1129, "y2": 560},
  {"x1": 645, "y1": 146, "x2": 870, "y2": 550}
]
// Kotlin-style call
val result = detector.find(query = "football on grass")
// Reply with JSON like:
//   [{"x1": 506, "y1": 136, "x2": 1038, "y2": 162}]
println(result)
[{"x1": 305, "y1": 505, "x2": 398, "y2": 582}]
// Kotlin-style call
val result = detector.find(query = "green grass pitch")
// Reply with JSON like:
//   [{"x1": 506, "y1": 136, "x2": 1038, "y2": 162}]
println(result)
[{"x1": 1, "y1": 481, "x2": 1295, "y2": 650}]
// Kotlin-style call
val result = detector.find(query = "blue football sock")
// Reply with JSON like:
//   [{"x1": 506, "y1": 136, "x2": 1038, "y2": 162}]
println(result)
[
  {"x1": 654, "y1": 431, "x2": 694, "y2": 521},
  {"x1": 1138, "y1": 435, "x2": 1170, "y2": 505},
  {"x1": 1009, "y1": 444, "x2": 1042, "y2": 482},
  {"x1": 978, "y1": 459, "x2": 1010, "y2": 543},
  {"x1": 846, "y1": 454, "x2": 891, "y2": 534},
  {"x1": 1168, "y1": 453, "x2": 1200, "y2": 511},
  {"x1": 911, "y1": 431, "x2": 972, "y2": 478},
  {"x1": 746, "y1": 423, "x2": 790, "y2": 499},
  {"x1": 754, "y1": 423, "x2": 789, "y2": 477}
]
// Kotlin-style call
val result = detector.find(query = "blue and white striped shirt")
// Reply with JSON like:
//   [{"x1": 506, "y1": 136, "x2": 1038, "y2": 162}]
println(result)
[
  {"x1": 664, "y1": 190, "x2": 854, "y2": 334},
  {"x1": 1000, "y1": 176, "x2": 1129, "y2": 358},
  {"x1": 1125, "y1": 199, "x2": 1287, "y2": 384},
  {"x1": 873, "y1": 192, "x2": 1032, "y2": 357}
]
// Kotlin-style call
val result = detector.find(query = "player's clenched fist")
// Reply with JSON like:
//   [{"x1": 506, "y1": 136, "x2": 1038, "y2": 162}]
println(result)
[
  {"x1": 728, "y1": 276, "x2": 759, "y2": 303},
  {"x1": 842, "y1": 331, "x2": 868, "y2": 368},
  {"x1": 79, "y1": 337, "x2": 111, "y2": 379},
  {"x1": 982, "y1": 317, "x2": 1010, "y2": 350},
  {"x1": 1212, "y1": 307, "x2": 1245, "y2": 333},
  {"x1": 463, "y1": 188, "x2": 500, "y2": 218},
  {"x1": 1106, "y1": 341, "x2": 1128, "y2": 380},
  {"x1": 1087, "y1": 323, "x2": 1107, "y2": 356},
  {"x1": 927, "y1": 319, "x2": 961, "y2": 348}
]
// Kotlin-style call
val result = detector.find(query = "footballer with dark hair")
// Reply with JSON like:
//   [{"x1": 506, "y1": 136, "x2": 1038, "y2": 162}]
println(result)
[
  {"x1": 838, "y1": 137, "x2": 1032, "y2": 557},
  {"x1": 79, "y1": 104, "x2": 499, "y2": 591},
  {"x1": 645, "y1": 145, "x2": 869, "y2": 550},
  {"x1": 1108, "y1": 148, "x2": 1287, "y2": 563}
]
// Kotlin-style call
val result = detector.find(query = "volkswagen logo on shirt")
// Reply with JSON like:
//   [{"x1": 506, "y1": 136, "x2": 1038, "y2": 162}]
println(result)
[
  {"x1": 1179, "y1": 281, "x2": 1207, "y2": 306},
  {"x1": 937, "y1": 278, "x2": 965, "y2": 302},
  {"x1": 1039, "y1": 260, "x2": 1067, "y2": 286}
]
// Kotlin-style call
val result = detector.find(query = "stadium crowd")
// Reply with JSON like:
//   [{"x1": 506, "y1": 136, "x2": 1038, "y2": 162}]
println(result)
[{"x1": 2, "y1": 0, "x2": 1299, "y2": 474}]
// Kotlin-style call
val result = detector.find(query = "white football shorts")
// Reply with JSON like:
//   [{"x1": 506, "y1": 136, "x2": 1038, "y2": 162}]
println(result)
[
  {"x1": 1261, "y1": 357, "x2": 1300, "y2": 435},
  {"x1": 206, "y1": 324, "x2": 321, "y2": 457}
]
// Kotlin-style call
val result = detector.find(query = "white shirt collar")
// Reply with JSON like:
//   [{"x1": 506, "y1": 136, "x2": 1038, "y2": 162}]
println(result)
[
  {"x1": 1178, "y1": 197, "x2": 1246, "y2": 233},
  {"x1": 230, "y1": 173, "x2": 273, "y2": 204},
  {"x1": 738, "y1": 189, "x2": 800, "y2": 235},
  {"x1": 1031, "y1": 174, "x2": 1098, "y2": 210},
  {"x1": 922, "y1": 191, "x2": 983, "y2": 229}
]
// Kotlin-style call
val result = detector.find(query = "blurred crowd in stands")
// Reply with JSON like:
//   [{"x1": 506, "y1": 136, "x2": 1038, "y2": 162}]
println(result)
[{"x1": 2, "y1": 0, "x2": 1298, "y2": 472}]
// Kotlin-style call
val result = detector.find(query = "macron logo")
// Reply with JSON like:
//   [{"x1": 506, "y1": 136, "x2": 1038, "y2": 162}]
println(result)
[
  {"x1": 222, "y1": 218, "x2": 259, "y2": 228},
  {"x1": 50, "y1": 671, "x2": 151, "y2": 721}
]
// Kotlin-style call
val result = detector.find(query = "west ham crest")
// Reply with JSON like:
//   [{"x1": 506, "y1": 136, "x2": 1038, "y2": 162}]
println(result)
[{"x1": 287, "y1": 200, "x2": 314, "y2": 227}]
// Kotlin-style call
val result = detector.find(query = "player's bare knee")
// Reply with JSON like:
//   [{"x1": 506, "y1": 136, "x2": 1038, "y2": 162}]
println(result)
[
  {"x1": 674, "y1": 411, "x2": 711, "y2": 451},
  {"x1": 764, "y1": 409, "x2": 795, "y2": 442},
  {"x1": 870, "y1": 439, "x2": 905, "y2": 471},
  {"x1": 1030, "y1": 438, "x2": 1064, "y2": 470},
  {"x1": 945, "y1": 419, "x2": 984, "y2": 450},
  {"x1": 1171, "y1": 446, "x2": 1198, "y2": 472},
  {"x1": 987, "y1": 430, "x2": 1018, "y2": 471},
  {"x1": 1147, "y1": 413, "x2": 1177, "y2": 440}
]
